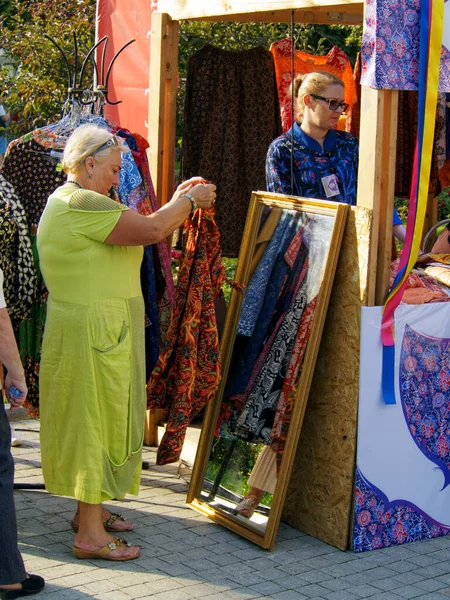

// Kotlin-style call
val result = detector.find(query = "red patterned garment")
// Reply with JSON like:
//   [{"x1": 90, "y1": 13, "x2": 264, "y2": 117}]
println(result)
[
  {"x1": 147, "y1": 207, "x2": 226, "y2": 465},
  {"x1": 270, "y1": 39, "x2": 357, "y2": 133}
]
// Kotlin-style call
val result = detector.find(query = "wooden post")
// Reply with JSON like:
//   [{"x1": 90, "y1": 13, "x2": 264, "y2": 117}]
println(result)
[
  {"x1": 356, "y1": 86, "x2": 399, "y2": 306},
  {"x1": 148, "y1": 12, "x2": 179, "y2": 207},
  {"x1": 145, "y1": 12, "x2": 179, "y2": 447}
]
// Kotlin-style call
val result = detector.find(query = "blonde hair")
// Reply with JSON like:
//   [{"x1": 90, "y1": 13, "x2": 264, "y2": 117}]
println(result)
[
  {"x1": 293, "y1": 71, "x2": 344, "y2": 120},
  {"x1": 62, "y1": 123, "x2": 129, "y2": 174}
]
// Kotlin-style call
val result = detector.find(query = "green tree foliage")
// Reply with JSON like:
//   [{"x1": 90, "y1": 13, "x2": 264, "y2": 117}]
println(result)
[
  {"x1": 0, "y1": 0, "x2": 96, "y2": 137},
  {"x1": 0, "y1": 5, "x2": 361, "y2": 142}
]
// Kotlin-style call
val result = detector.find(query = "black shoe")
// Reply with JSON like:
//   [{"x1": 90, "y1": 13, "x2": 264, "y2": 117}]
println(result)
[{"x1": 0, "y1": 575, "x2": 45, "y2": 599}]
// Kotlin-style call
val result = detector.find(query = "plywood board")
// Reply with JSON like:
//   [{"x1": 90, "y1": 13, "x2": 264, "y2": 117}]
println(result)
[{"x1": 281, "y1": 206, "x2": 372, "y2": 551}]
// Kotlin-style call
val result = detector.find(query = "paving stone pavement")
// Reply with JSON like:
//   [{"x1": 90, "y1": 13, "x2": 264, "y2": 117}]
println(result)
[{"x1": 8, "y1": 410, "x2": 450, "y2": 600}]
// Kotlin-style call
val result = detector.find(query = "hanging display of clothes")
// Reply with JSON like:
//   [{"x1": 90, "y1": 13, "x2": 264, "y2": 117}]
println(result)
[
  {"x1": 0, "y1": 175, "x2": 37, "y2": 321},
  {"x1": 270, "y1": 38, "x2": 357, "y2": 133},
  {"x1": 218, "y1": 212, "x2": 326, "y2": 472},
  {"x1": 1, "y1": 132, "x2": 66, "y2": 414},
  {"x1": 395, "y1": 92, "x2": 441, "y2": 199},
  {"x1": 147, "y1": 206, "x2": 226, "y2": 465},
  {"x1": 181, "y1": 44, "x2": 281, "y2": 258},
  {"x1": 1, "y1": 114, "x2": 172, "y2": 413},
  {"x1": 347, "y1": 52, "x2": 362, "y2": 139},
  {"x1": 132, "y1": 133, "x2": 174, "y2": 351}
]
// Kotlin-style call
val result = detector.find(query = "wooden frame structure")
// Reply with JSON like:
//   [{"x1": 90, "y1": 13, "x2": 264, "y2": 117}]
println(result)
[
  {"x1": 146, "y1": 0, "x2": 402, "y2": 550},
  {"x1": 148, "y1": 0, "x2": 397, "y2": 304}
]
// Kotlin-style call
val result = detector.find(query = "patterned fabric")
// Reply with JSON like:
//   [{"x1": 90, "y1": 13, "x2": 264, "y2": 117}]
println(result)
[
  {"x1": 395, "y1": 91, "x2": 419, "y2": 197},
  {"x1": 400, "y1": 324, "x2": 450, "y2": 478},
  {"x1": 1, "y1": 138, "x2": 66, "y2": 228},
  {"x1": 271, "y1": 298, "x2": 316, "y2": 440},
  {"x1": 0, "y1": 175, "x2": 37, "y2": 320},
  {"x1": 266, "y1": 123, "x2": 359, "y2": 205},
  {"x1": 1, "y1": 138, "x2": 64, "y2": 414},
  {"x1": 361, "y1": 0, "x2": 450, "y2": 92},
  {"x1": 233, "y1": 279, "x2": 308, "y2": 443},
  {"x1": 182, "y1": 44, "x2": 281, "y2": 257},
  {"x1": 347, "y1": 52, "x2": 362, "y2": 139},
  {"x1": 353, "y1": 468, "x2": 450, "y2": 552},
  {"x1": 222, "y1": 212, "x2": 299, "y2": 404},
  {"x1": 270, "y1": 39, "x2": 357, "y2": 133},
  {"x1": 437, "y1": 94, "x2": 447, "y2": 170},
  {"x1": 118, "y1": 143, "x2": 143, "y2": 201},
  {"x1": 147, "y1": 207, "x2": 225, "y2": 465},
  {"x1": 133, "y1": 132, "x2": 174, "y2": 348},
  {"x1": 237, "y1": 212, "x2": 290, "y2": 337},
  {"x1": 447, "y1": 93, "x2": 450, "y2": 161}
]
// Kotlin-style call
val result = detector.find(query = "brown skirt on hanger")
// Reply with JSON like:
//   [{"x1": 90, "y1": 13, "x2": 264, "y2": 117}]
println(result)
[{"x1": 181, "y1": 44, "x2": 282, "y2": 258}]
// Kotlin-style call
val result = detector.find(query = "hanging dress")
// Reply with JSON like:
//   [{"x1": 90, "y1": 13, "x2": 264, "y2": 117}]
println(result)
[
  {"x1": 37, "y1": 184, "x2": 145, "y2": 503},
  {"x1": 182, "y1": 44, "x2": 281, "y2": 257},
  {"x1": 147, "y1": 207, "x2": 225, "y2": 465},
  {"x1": 270, "y1": 39, "x2": 357, "y2": 132}
]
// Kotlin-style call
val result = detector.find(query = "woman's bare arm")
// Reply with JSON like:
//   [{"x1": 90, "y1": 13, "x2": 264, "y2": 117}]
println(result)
[{"x1": 105, "y1": 181, "x2": 216, "y2": 246}]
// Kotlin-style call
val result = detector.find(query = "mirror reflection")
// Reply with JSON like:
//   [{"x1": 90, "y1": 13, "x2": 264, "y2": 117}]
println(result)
[{"x1": 199, "y1": 205, "x2": 335, "y2": 533}]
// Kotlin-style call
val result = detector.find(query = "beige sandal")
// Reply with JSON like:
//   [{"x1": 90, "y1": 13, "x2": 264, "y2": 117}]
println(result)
[
  {"x1": 72, "y1": 537, "x2": 140, "y2": 561},
  {"x1": 235, "y1": 494, "x2": 260, "y2": 518},
  {"x1": 70, "y1": 512, "x2": 134, "y2": 533}
]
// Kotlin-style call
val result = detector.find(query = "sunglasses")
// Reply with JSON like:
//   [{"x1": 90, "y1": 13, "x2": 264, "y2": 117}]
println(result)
[
  {"x1": 91, "y1": 135, "x2": 119, "y2": 156},
  {"x1": 310, "y1": 94, "x2": 350, "y2": 114}
]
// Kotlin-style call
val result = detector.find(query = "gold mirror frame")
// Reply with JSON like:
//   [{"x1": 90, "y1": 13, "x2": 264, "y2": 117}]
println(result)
[{"x1": 187, "y1": 191, "x2": 349, "y2": 550}]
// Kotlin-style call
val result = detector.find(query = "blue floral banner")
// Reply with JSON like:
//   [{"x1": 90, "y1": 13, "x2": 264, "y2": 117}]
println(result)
[
  {"x1": 361, "y1": 0, "x2": 450, "y2": 92},
  {"x1": 355, "y1": 304, "x2": 450, "y2": 552}
]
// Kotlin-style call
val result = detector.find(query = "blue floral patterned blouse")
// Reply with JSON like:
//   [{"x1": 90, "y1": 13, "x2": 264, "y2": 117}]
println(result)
[{"x1": 266, "y1": 122, "x2": 402, "y2": 225}]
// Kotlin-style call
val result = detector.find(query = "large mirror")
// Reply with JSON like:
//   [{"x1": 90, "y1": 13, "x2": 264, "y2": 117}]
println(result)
[{"x1": 187, "y1": 192, "x2": 349, "y2": 549}]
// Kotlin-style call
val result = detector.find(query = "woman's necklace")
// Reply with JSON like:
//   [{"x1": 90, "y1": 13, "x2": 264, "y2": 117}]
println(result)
[{"x1": 66, "y1": 180, "x2": 83, "y2": 189}]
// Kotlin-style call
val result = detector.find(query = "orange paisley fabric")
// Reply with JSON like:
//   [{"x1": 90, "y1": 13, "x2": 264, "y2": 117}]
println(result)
[
  {"x1": 147, "y1": 207, "x2": 226, "y2": 465},
  {"x1": 270, "y1": 39, "x2": 357, "y2": 133}
]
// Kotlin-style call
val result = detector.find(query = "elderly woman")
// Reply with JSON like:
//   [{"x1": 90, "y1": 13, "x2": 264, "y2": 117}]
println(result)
[{"x1": 37, "y1": 124, "x2": 215, "y2": 561}]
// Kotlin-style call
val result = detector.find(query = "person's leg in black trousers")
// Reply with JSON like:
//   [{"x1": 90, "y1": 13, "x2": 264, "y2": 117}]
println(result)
[
  {"x1": 0, "y1": 404, "x2": 44, "y2": 599},
  {"x1": 0, "y1": 403, "x2": 27, "y2": 585}
]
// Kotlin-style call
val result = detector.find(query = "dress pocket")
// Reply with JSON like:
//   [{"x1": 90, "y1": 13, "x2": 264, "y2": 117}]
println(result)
[{"x1": 93, "y1": 320, "x2": 129, "y2": 353}]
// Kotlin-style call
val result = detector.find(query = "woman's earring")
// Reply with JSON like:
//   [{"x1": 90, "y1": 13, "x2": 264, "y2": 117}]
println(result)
[{"x1": 88, "y1": 174, "x2": 92, "y2": 179}]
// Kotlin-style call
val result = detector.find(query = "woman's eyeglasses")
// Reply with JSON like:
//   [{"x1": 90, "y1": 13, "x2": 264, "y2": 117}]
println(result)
[
  {"x1": 310, "y1": 94, "x2": 350, "y2": 114},
  {"x1": 91, "y1": 136, "x2": 119, "y2": 156}
]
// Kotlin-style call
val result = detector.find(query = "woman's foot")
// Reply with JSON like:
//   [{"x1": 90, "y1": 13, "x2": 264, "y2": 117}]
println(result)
[
  {"x1": 73, "y1": 531, "x2": 139, "y2": 561},
  {"x1": 235, "y1": 493, "x2": 261, "y2": 519},
  {"x1": 71, "y1": 508, "x2": 135, "y2": 533},
  {"x1": 0, "y1": 574, "x2": 45, "y2": 599}
]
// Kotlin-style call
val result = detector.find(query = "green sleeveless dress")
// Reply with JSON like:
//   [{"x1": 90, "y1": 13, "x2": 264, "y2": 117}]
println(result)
[{"x1": 37, "y1": 184, "x2": 145, "y2": 504}]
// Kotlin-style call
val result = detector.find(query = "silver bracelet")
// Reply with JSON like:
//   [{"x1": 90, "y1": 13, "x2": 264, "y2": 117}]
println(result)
[{"x1": 180, "y1": 193, "x2": 197, "y2": 213}]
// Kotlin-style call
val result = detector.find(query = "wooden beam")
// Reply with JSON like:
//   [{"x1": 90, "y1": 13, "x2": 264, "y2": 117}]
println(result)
[
  {"x1": 148, "y1": 13, "x2": 179, "y2": 206},
  {"x1": 182, "y1": 8, "x2": 362, "y2": 24},
  {"x1": 356, "y1": 86, "x2": 398, "y2": 306},
  {"x1": 158, "y1": 0, "x2": 363, "y2": 22}
]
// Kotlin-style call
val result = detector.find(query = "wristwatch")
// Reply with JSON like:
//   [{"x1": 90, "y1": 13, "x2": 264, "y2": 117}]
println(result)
[{"x1": 180, "y1": 193, "x2": 197, "y2": 213}]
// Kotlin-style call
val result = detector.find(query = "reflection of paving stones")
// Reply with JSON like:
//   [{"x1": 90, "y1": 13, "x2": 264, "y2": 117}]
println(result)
[{"x1": 8, "y1": 411, "x2": 450, "y2": 599}]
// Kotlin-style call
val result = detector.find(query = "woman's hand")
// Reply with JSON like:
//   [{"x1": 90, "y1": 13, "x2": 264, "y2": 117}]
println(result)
[
  {"x1": 176, "y1": 177, "x2": 207, "y2": 194},
  {"x1": 5, "y1": 371, "x2": 28, "y2": 411},
  {"x1": 188, "y1": 183, "x2": 217, "y2": 209}
]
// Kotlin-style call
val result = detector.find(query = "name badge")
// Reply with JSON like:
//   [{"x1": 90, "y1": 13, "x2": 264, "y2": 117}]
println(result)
[{"x1": 321, "y1": 174, "x2": 340, "y2": 198}]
